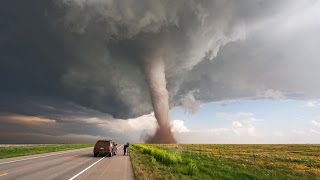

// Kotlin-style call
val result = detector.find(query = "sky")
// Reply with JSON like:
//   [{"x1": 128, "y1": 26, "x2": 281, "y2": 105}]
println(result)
[
  {"x1": 1, "y1": 0, "x2": 320, "y2": 144},
  {"x1": 170, "y1": 99, "x2": 320, "y2": 143}
]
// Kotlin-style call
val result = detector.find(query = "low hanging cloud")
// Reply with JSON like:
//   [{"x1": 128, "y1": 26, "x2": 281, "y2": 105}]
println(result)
[
  {"x1": 217, "y1": 112, "x2": 257, "y2": 136},
  {"x1": 0, "y1": 114, "x2": 57, "y2": 124},
  {"x1": 180, "y1": 90, "x2": 200, "y2": 114},
  {"x1": 306, "y1": 100, "x2": 320, "y2": 108},
  {"x1": 97, "y1": 113, "x2": 157, "y2": 134},
  {"x1": 269, "y1": 118, "x2": 320, "y2": 140},
  {"x1": 216, "y1": 112, "x2": 258, "y2": 124},
  {"x1": 311, "y1": 120, "x2": 320, "y2": 128},
  {"x1": 173, "y1": 113, "x2": 320, "y2": 143},
  {"x1": 257, "y1": 89, "x2": 286, "y2": 100},
  {"x1": 0, "y1": 132, "x2": 107, "y2": 144},
  {"x1": 170, "y1": 120, "x2": 190, "y2": 133},
  {"x1": 172, "y1": 112, "x2": 258, "y2": 141}
]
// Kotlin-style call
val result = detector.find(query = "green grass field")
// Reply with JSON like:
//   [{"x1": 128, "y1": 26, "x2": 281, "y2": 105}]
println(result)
[
  {"x1": 130, "y1": 144, "x2": 320, "y2": 180},
  {"x1": 0, "y1": 144, "x2": 93, "y2": 159}
]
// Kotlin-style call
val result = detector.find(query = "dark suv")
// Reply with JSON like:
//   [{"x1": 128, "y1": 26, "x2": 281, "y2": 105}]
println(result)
[{"x1": 93, "y1": 140, "x2": 117, "y2": 157}]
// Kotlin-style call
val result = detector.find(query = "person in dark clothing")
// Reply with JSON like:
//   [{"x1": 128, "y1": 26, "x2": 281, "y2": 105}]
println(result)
[
  {"x1": 123, "y1": 143, "x2": 129, "y2": 156},
  {"x1": 123, "y1": 144, "x2": 127, "y2": 155}
]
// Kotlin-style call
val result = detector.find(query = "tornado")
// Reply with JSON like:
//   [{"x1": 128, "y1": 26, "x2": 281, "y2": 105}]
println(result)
[
  {"x1": 145, "y1": 57, "x2": 176, "y2": 144},
  {"x1": 57, "y1": 0, "x2": 257, "y2": 144}
]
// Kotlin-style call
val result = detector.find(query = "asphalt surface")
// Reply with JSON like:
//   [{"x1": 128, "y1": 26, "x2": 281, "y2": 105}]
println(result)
[{"x1": 0, "y1": 145, "x2": 134, "y2": 180}]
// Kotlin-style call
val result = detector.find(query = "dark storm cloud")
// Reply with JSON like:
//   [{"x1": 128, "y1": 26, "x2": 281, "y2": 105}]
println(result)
[
  {"x1": 0, "y1": 0, "x2": 293, "y2": 118},
  {"x1": 0, "y1": 0, "x2": 147, "y2": 119},
  {"x1": 1, "y1": 0, "x2": 319, "y2": 142},
  {"x1": 180, "y1": 2, "x2": 320, "y2": 102}
]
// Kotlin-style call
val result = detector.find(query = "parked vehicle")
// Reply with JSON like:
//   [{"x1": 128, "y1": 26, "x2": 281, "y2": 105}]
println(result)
[{"x1": 93, "y1": 140, "x2": 117, "y2": 157}]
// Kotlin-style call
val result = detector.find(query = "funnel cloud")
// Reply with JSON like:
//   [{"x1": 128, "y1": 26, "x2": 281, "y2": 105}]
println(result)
[{"x1": 145, "y1": 58, "x2": 176, "y2": 143}]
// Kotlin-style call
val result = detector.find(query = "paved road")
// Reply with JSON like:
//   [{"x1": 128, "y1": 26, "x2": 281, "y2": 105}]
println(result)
[{"x1": 0, "y1": 145, "x2": 133, "y2": 180}]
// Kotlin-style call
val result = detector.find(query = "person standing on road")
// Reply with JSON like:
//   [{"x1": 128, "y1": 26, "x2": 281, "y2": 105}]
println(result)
[
  {"x1": 126, "y1": 143, "x2": 130, "y2": 156},
  {"x1": 123, "y1": 142, "x2": 130, "y2": 156},
  {"x1": 123, "y1": 143, "x2": 128, "y2": 156}
]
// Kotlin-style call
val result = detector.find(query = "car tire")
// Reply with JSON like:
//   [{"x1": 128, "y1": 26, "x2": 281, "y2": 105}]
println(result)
[
  {"x1": 94, "y1": 153, "x2": 97, "y2": 157},
  {"x1": 109, "y1": 152, "x2": 112, "y2": 157}
]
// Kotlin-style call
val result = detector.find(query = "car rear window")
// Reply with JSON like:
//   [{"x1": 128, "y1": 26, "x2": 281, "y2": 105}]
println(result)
[{"x1": 95, "y1": 141, "x2": 110, "y2": 147}]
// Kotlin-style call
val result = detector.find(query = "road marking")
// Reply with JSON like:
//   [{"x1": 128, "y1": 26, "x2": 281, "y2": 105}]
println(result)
[
  {"x1": 68, "y1": 144, "x2": 124, "y2": 180},
  {"x1": 0, "y1": 147, "x2": 92, "y2": 165},
  {"x1": 117, "y1": 145, "x2": 123, "y2": 150},
  {"x1": 68, "y1": 156, "x2": 105, "y2": 180},
  {"x1": 116, "y1": 145, "x2": 124, "y2": 155},
  {"x1": 0, "y1": 172, "x2": 8, "y2": 177}
]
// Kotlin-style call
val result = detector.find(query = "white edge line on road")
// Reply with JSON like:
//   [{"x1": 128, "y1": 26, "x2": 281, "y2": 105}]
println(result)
[
  {"x1": 117, "y1": 144, "x2": 124, "y2": 150},
  {"x1": 0, "y1": 147, "x2": 92, "y2": 165},
  {"x1": 68, "y1": 144, "x2": 124, "y2": 180},
  {"x1": 68, "y1": 156, "x2": 105, "y2": 180}
]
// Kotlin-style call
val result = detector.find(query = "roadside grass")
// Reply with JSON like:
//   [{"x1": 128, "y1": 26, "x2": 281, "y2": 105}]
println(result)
[
  {"x1": 0, "y1": 144, "x2": 93, "y2": 159},
  {"x1": 130, "y1": 144, "x2": 320, "y2": 180},
  {"x1": 134, "y1": 144, "x2": 182, "y2": 165}
]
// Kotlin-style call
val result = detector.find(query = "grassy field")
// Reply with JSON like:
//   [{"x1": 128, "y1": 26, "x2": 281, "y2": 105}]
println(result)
[
  {"x1": 130, "y1": 144, "x2": 320, "y2": 180},
  {"x1": 0, "y1": 144, "x2": 93, "y2": 159}
]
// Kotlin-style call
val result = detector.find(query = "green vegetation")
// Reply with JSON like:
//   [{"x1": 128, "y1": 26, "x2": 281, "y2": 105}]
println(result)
[
  {"x1": 134, "y1": 144, "x2": 182, "y2": 165},
  {"x1": 0, "y1": 144, "x2": 93, "y2": 159},
  {"x1": 130, "y1": 144, "x2": 320, "y2": 180},
  {"x1": 186, "y1": 160, "x2": 198, "y2": 176}
]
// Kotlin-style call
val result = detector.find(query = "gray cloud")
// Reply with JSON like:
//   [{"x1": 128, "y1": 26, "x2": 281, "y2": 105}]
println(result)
[{"x1": 180, "y1": 1, "x2": 320, "y2": 102}]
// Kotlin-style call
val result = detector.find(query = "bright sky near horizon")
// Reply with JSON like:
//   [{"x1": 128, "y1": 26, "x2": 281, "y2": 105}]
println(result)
[{"x1": 169, "y1": 99, "x2": 320, "y2": 144}]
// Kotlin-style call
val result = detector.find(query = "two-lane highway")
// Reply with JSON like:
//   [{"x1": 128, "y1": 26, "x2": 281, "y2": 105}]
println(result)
[{"x1": 0, "y1": 145, "x2": 133, "y2": 180}]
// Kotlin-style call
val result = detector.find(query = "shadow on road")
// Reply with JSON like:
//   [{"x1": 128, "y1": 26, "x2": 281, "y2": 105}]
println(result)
[{"x1": 78, "y1": 154, "x2": 94, "y2": 158}]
